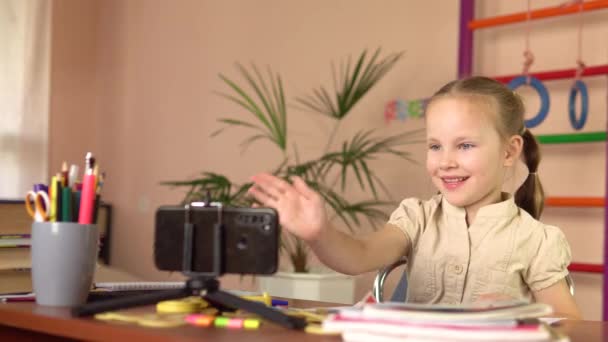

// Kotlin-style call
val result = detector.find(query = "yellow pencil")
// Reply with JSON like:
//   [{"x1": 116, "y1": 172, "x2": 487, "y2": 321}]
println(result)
[{"x1": 49, "y1": 175, "x2": 57, "y2": 222}]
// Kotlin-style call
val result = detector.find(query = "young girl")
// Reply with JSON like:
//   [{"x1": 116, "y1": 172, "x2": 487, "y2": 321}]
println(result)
[{"x1": 248, "y1": 76, "x2": 581, "y2": 319}]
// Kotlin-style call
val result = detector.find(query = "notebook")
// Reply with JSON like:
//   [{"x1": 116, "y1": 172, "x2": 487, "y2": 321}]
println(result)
[
  {"x1": 93, "y1": 281, "x2": 186, "y2": 291},
  {"x1": 360, "y1": 301, "x2": 553, "y2": 322},
  {"x1": 323, "y1": 302, "x2": 563, "y2": 341}
]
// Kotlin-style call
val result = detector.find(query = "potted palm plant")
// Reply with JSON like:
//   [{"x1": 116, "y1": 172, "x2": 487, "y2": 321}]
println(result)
[{"x1": 162, "y1": 48, "x2": 423, "y2": 303}]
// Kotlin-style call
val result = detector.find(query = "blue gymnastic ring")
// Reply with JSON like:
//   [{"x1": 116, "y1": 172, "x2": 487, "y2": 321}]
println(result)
[
  {"x1": 507, "y1": 76, "x2": 550, "y2": 129},
  {"x1": 568, "y1": 80, "x2": 588, "y2": 130}
]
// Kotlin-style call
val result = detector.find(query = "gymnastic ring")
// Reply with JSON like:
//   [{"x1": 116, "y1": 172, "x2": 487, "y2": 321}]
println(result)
[
  {"x1": 568, "y1": 79, "x2": 588, "y2": 130},
  {"x1": 507, "y1": 76, "x2": 550, "y2": 128}
]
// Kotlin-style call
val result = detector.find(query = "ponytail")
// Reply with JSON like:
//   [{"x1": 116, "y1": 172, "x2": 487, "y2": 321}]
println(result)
[{"x1": 514, "y1": 129, "x2": 545, "y2": 219}]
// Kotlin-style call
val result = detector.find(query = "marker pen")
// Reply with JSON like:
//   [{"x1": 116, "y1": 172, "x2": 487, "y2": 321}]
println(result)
[{"x1": 79, "y1": 152, "x2": 97, "y2": 224}]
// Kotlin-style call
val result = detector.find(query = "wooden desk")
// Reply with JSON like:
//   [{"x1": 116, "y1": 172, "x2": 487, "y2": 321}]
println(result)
[
  {"x1": 0, "y1": 300, "x2": 606, "y2": 341},
  {"x1": 0, "y1": 299, "x2": 339, "y2": 341}
]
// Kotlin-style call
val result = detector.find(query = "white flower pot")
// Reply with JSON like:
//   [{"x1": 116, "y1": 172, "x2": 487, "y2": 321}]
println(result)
[{"x1": 258, "y1": 271, "x2": 355, "y2": 304}]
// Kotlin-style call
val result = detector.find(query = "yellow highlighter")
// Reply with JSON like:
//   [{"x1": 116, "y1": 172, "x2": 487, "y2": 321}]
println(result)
[
  {"x1": 49, "y1": 175, "x2": 58, "y2": 222},
  {"x1": 241, "y1": 292, "x2": 272, "y2": 307}
]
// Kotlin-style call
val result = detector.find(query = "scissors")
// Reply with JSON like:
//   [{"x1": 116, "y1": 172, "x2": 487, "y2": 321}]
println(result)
[{"x1": 25, "y1": 190, "x2": 50, "y2": 222}]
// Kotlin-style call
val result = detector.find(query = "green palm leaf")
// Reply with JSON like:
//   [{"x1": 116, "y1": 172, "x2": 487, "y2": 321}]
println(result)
[
  {"x1": 214, "y1": 63, "x2": 287, "y2": 151},
  {"x1": 296, "y1": 48, "x2": 404, "y2": 120},
  {"x1": 161, "y1": 172, "x2": 252, "y2": 206},
  {"x1": 320, "y1": 128, "x2": 425, "y2": 196},
  {"x1": 305, "y1": 180, "x2": 392, "y2": 233}
]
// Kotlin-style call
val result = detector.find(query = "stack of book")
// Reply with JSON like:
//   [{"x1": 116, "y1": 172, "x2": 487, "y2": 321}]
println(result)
[
  {"x1": 0, "y1": 201, "x2": 112, "y2": 294},
  {"x1": 0, "y1": 201, "x2": 34, "y2": 294},
  {"x1": 323, "y1": 301, "x2": 566, "y2": 341}
]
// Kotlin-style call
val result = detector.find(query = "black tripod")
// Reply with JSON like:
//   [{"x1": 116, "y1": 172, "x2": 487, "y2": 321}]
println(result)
[
  {"x1": 73, "y1": 277, "x2": 307, "y2": 329},
  {"x1": 73, "y1": 202, "x2": 307, "y2": 330}
]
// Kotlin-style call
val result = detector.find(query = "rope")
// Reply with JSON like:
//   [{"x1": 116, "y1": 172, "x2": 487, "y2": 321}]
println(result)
[
  {"x1": 575, "y1": 0, "x2": 586, "y2": 81},
  {"x1": 558, "y1": 1, "x2": 586, "y2": 80},
  {"x1": 523, "y1": 0, "x2": 534, "y2": 84}
]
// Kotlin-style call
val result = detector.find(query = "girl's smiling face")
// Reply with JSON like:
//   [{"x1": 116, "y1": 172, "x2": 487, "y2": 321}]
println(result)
[{"x1": 425, "y1": 96, "x2": 515, "y2": 221}]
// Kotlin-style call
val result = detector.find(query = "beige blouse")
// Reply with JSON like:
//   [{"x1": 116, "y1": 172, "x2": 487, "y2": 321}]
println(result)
[{"x1": 387, "y1": 194, "x2": 571, "y2": 304}]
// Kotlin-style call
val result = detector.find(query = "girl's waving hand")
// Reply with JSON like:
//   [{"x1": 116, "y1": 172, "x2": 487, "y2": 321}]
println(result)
[{"x1": 249, "y1": 173, "x2": 327, "y2": 242}]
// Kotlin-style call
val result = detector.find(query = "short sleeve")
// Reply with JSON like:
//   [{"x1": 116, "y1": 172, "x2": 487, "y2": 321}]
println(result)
[
  {"x1": 524, "y1": 225, "x2": 572, "y2": 291},
  {"x1": 387, "y1": 197, "x2": 430, "y2": 250}
]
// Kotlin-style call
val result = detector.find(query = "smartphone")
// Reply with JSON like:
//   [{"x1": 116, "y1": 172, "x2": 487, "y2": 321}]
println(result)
[{"x1": 154, "y1": 205, "x2": 279, "y2": 275}]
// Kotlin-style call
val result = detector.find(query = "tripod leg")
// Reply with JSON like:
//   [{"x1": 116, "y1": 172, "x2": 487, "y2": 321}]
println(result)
[
  {"x1": 205, "y1": 290, "x2": 307, "y2": 330},
  {"x1": 73, "y1": 288, "x2": 189, "y2": 317}
]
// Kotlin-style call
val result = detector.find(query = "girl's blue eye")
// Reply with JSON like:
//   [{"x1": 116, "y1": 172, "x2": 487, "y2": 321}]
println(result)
[
  {"x1": 460, "y1": 143, "x2": 474, "y2": 150},
  {"x1": 428, "y1": 144, "x2": 440, "y2": 151}
]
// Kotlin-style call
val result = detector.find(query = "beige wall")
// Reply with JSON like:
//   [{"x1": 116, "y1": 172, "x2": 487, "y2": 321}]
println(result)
[
  {"x1": 49, "y1": 1, "x2": 101, "y2": 176},
  {"x1": 49, "y1": 0, "x2": 452, "y2": 293},
  {"x1": 49, "y1": 0, "x2": 607, "y2": 319}
]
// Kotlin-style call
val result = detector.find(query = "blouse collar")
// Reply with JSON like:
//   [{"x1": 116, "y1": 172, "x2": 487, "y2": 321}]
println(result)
[{"x1": 440, "y1": 192, "x2": 518, "y2": 219}]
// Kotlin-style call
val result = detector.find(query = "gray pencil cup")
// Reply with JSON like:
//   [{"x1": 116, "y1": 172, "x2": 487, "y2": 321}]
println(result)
[{"x1": 31, "y1": 222, "x2": 99, "y2": 307}]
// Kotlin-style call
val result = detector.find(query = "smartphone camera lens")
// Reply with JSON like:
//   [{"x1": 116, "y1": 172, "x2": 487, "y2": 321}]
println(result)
[{"x1": 237, "y1": 235, "x2": 248, "y2": 250}]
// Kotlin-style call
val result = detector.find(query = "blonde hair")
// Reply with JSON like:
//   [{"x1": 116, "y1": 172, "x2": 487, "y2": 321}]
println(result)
[{"x1": 427, "y1": 76, "x2": 545, "y2": 219}]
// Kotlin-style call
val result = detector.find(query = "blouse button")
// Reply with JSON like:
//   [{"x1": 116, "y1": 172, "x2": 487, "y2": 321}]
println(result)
[{"x1": 453, "y1": 264, "x2": 463, "y2": 274}]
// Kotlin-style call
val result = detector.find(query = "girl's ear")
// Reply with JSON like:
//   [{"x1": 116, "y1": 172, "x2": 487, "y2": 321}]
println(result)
[{"x1": 504, "y1": 135, "x2": 524, "y2": 167}]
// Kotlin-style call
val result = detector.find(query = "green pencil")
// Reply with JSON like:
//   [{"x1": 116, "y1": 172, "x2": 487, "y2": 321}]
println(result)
[{"x1": 62, "y1": 187, "x2": 73, "y2": 222}]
